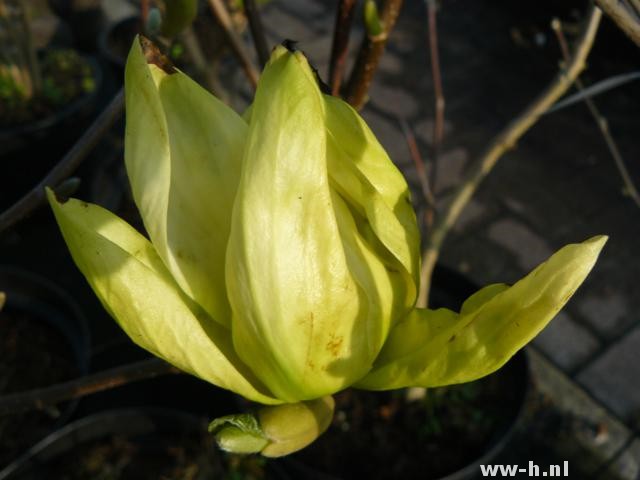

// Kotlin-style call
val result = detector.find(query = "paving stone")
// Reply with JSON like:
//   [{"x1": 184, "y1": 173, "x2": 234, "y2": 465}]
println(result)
[
  {"x1": 451, "y1": 199, "x2": 489, "y2": 233},
  {"x1": 369, "y1": 83, "x2": 421, "y2": 118},
  {"x1": 486, "y1": 219, "x2": 553, "y2": 271},
  {"x1": 533, "y1": 312, "x2": 602, "y2": 371},
  {"x1": 413, "y1": 117, "x2": 455, "y2": 146},
  {"x1": 598, "y1": 438, "x2": 640, "y2": 480},
  {"x1": 529, "y1": 349, "x2": 632, "y2": 473},
  {"x1": 578, "y1": 327, "x2": 640, "y2": 420},
  {"x1": 433, "y1": 147, "x2": 469, "y2": 194},
  {"x1": 577, "y1": 291, "x2": 632, "y2": 339}
]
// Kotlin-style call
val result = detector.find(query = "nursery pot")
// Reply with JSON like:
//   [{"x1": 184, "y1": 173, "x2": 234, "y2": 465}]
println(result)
[
  {"x1": 280, "y1": 266, "x2": 531, "y2": 480},
  {"x1": 0, "y1": 408, "x2": 286, "y2": 479},
  {"x1": 0, "y1": 55, "x2": 103, "y2": 210},
  {"x1": 0, "y1": 267, "x2": 90, "y2": 468}
]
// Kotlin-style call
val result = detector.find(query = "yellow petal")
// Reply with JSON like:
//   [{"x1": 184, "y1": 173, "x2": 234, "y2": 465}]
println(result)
[
  {"x1": 48, "y1": 189, "x2": 279, "y2": 404},
  {"x1": 357, "y1": 236, "x2": 607, "y2": 389},
  {"x1": 226, "y1": 47, "x2": 373, "y2": 401},
  {"x1": 124, "y1": 37, "x2": 247, "y2": 326}
]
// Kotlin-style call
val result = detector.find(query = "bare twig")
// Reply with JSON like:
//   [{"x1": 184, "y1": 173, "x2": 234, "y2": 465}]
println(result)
[
  {"x1": 416, "y1": 7, "x2": 603, "y2": 307},
  {"x1": 329, "y1": 0, "x2": 357, "y2": 96},
  {"x1": 399, "y1": 118, "x2": 436, "y2": 223},
  {"x1": 0, "y1": 358, "x2": 179, "y2": 416},
  {"x1": 594, "y1": 0, "x2": 640, "y2": 47},
  {"x1": 244, "y1": 0, "x2": 270, "y2": 68},
  {"x1": 0, "y1": 89, "x2": 125, "y2": 233},
  {"x1": 345, "y1": 0, "x2": 404, "y2": 110},
  {"x1": 426, "y1": 0, "x2": 444, "y2": 172},
  {"x1": 206, "y1": 0, "x2": 259, "y2": 89},
  {"x1": 629, "y1": 0, "x2": 640, "y2": 18},
  {"x1": 400, "y1": 118, "x2": 433, "y2": 204},
  {"x1": 141, "y1": 0, "x2": 150, "y2": 25},
  {"x1": 552, "y1": 18, "x2": 640, "y2": 208}
]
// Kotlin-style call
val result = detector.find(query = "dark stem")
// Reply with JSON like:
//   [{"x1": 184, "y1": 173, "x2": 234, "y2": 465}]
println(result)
[
  {"x1": 329, "y1": 0, "x2": 357, "y2": 96},
  {"x1": 426, "y1": 0, "x2": 444, "y2": 190},
  {"x1": 244, "y1": 0, "x2": 270, "y2": 68},
  {"x1": 399, "y1": 117, "x2": 436, "y2": 228},
  {"x1": 206, "y1": 0, "x2": 259, "y2": 89},
  {"x1": 345, "y1": 0, "x2": 404, "y2": 110},
  {"x1": 0, "y1": 89, "x2": 125, "y2": 233},
  {"x1": 0, "y1": 358, "x2": 179, "y2": 416}
]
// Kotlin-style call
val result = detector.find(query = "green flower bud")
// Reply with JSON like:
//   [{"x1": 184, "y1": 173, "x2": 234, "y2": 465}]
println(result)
[{"x1": 210, "y1": 397, "x2": 335, "y2": 457}]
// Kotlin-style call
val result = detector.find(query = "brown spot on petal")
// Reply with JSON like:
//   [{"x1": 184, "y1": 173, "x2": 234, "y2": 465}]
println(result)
[
  {"x1": 140, "y1": 35, "x2": 176, "y2": 74},
  {"x1": 326, "y1": 334, "x2": 343, "y2": 358}
]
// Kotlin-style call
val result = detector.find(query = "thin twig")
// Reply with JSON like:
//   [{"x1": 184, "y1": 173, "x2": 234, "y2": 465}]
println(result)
[
  {"x1": 345, "y1": 0, "x2": 404, "y2": 110},
  {"x1": 399, "y1": 117, "x2": 436, "y2": 228},
  {"x1": 628, "y1": 0, "x2": 640, "y2": 18},
  {"x1": 416, "y1": 6, "x2": 603, "y2": 308},
  {"x1": 552, "y1": 18, "x2": 640, "y2": 208},
  {"x1": 141, "y1": 0, "x2": 150, "y2": 26},
  {"x1": 244, "y1": 0, "x2": 269, "y2": 68},
  {"x1": 0, "y1": 89, "x2": 125, "y2": 233},
  {"x1": 206, "y1": 0, "x2": 259, "y2": 89},
  {"x1": 0, "y1": 358, "x2": 179, "y2": 416},
  {"x1": 329, "y1": 0, "x2": 357, "y2": 96},
  {"x1": 425, "y1": 0, "x2": 444, "y2": 175},
  {"x1": 594, "y1": 0, "x2": 640, "y2": 47}
]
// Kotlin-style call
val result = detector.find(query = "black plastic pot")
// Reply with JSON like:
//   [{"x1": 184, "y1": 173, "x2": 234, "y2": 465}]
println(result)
[
  {"x1": 0, "y1": 409, "x2": 287, "y2": 479},
  {"x1": 0, "y1": 267, "x2": 90, "y2": 466},
  {"x1": 278, "y1": 266, "x2": 531, "y2": 480},
  {"x1": 0, "y1": 55, "x2": 103, "y2": 210}
]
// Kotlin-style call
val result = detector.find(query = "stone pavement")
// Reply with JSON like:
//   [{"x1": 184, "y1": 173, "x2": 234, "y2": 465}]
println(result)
[{"x1": 94, "y1": 0, "x2": 640, "y2": 476}]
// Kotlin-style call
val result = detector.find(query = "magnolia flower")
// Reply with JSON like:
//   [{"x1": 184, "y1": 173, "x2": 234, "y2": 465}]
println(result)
[{"x1": 48, "y1": 37, "x2": 606, "y2": 456}]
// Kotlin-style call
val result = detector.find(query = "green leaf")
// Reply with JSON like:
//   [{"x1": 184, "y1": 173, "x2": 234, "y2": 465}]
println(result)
[
  {"x1": 356, "y1": 236, "x2": 607, "y2": 390},
  {"x1": 124, "y1": 37, "x2": 247, "y2": 327},
  {"x1": 47, "y1": 189, "x2": 279, "y2": 405}
]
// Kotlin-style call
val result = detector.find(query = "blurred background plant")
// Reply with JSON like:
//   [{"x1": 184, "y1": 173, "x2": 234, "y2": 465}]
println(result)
[{"x1": 0, "y1": 0, "x2": 96, "y2": 127}]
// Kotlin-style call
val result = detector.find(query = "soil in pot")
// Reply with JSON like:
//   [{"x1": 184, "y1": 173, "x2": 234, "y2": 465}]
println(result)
[
  {"x1": 42, "y1": 430, "x2": 269, "y2": 480},
  {"x1": 288, "y1": 358, "x2": 525, "y2": 480},
  {"x1": 0, "y1": 305, "x2": 80, "y2": 466},
  {"x1": 0, "y1": 268, "x2": 89, "y2": 468},
  {"x1": 4, "y1": 410, "x2": 276, "y2": 480}
]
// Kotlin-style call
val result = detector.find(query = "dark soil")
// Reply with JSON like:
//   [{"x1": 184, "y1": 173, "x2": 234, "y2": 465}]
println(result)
[
  {"x1": 0, "y1": 307, "x2": 78, "y2": 466},
  {"x1": 0, "y1": 49, "x2": 96, "y2": 128},
  {"x1": 32, "y1": 431, "x2": 269, "y2": 480},
  {"x1": 290, "y1": 363, "x2": 523, "y2": 480}
]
